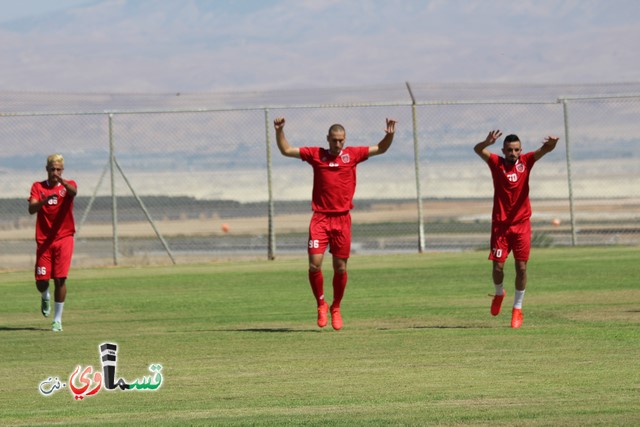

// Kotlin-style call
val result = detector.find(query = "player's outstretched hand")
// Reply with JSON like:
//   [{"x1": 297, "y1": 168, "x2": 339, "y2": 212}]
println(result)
[
  {"x1": 484, "y1": 130, "x2": 502, "y2": 145},
  {"x1": 274, "y1": 117, "x2": 286, "y2": 130},
  {"x1": 543, "y1": 135, "x2": 560, "y2": 148},
  {"x1": 385, "y1": 118, "x2": 397, "y2": 134}
]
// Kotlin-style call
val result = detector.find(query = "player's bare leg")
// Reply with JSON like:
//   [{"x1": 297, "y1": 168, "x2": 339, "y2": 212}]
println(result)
[
  {"x1": 308, "y1": 254, "x2": 328, "y2": 327},
  {"x1": 53, "y1": 278, "x2": 67, "y2": 303},
  {"x1": 514, "y1": 260, "x2": 527, "y2": 292},
  {"x1": 492, "y1": 261, "x2": 505, "y2": 288}
]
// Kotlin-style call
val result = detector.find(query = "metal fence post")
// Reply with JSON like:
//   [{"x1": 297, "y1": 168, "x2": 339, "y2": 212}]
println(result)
[
  {"x1": 561, "y1": 99, "x2": 577, "y2": 246},
  {"x1": 108, "y1": 113, "x2": 119, "y2": 265},
  {"x1": 264, "y1": 108, "x2": 276, "y2": 260},
  {"x1": 406, "y1": 82, "x2": 425, "y2": 253}
]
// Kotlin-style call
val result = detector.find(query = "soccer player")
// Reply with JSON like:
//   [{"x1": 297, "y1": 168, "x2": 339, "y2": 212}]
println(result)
[
  {"x1": 274, "y1": 117, "x2": 396, "y2": 330},
  {"x1": 28, "y1": 154, "x2": 77, "y2": 332},
  {"x1": 474, "y1": 130, "x2": 559, "y2": 328}
]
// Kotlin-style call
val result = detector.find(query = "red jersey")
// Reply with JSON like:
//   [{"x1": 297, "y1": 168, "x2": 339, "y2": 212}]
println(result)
[
  {"x1": 30, "y1": 180, "x2": 77, "y2": 244},
  {"x1": 299, "y1": 146, "x2": 369, "y2": 213},
  {"x1": 486, "y1": 152, "x2": 536, "y2": 225}
]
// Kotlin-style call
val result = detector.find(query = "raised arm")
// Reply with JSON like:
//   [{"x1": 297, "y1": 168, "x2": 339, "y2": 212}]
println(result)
[
  {"x1": 368, "y1": 118, "x2": 397, "y2": 157},
  {"x1": 59, "y1": 177, "x2": 77, "y2": 197},
  {"x1": 533, "y1": 135, "x2": 560, "y2": 161},
  {"x1": 274, "y1": 117, "x2": 301, "y2": 159},
  {"x1": 474, "y1": 130, "x2": 502, "y2": 163}
]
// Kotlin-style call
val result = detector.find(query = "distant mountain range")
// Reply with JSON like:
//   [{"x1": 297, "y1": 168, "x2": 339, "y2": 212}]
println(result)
[{"x1": 1, "y1": 0, "x2": 639, "y2": 93}]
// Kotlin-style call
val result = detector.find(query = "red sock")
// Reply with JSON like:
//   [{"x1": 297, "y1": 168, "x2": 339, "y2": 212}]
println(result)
[
  {"x1": 332, "y1": 271, "x2": 348, "y2": 308},
  {"x1": 308, "y1": 270, "x2": 325, "y2": 306}
]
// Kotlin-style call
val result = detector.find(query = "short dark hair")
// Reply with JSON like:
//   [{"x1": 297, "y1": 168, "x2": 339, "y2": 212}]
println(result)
[
  {"x1": 503, "y1": 134, "x2": 520, "y2": 146},
  {"x1": 328, "y1": 124, "x2": 345, "y2": 135}
]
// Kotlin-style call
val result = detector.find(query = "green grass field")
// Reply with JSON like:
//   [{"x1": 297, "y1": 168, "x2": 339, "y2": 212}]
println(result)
[{"x1": 1, "y1": 247, "x2": 638, "y2": 426}]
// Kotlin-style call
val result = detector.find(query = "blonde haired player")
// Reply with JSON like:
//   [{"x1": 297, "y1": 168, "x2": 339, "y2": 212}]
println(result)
[
  {"x1": 28, "y1": 154, "x2": 77, "y2": 332},
  {"x1": 274, "y1": 117, "x2": 396, "y2": 330}
]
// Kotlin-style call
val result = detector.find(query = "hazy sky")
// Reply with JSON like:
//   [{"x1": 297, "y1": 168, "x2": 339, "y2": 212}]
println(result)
[
  {"x1": 1, "y1": 0, "x2": 638, "y2": 93},
  {"x1": 0, "y1": 0, "x2": 93, "y2": 21}
]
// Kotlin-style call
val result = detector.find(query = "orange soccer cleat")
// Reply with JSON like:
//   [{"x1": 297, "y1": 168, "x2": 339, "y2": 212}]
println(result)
[
  {"x1": 330, "y1": 305, "x2": 343, "y2": 331},
  {"x1": 511, "y1": 308, "x2": 523, "y2": 329},
  {"x1": 490, "y1": 291, "x2": 506, "y2": 316},
  {"x1": 317, "y1": 302, "x2": 329, "y2": 328}
]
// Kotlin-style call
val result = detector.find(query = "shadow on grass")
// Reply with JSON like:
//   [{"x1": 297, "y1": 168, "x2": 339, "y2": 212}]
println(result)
[
  {"x1": 0, "y1": 326, "x2": 50, "y2": 332},
  {"x1": 177, "y1": 327, "x2": 322, "y2": 333},
  {"x1": 180, "y1": 325, "x2": 497, "y2": 333},
  {"x1": 233, "y1": 328, "x2": 318, "y2": 333},
  {"x1": 377, "y1": 325, "x2": 492, "y2": 330},
  {"x1": 413, "y1": 325, "x2": 491, "y2": 329}
]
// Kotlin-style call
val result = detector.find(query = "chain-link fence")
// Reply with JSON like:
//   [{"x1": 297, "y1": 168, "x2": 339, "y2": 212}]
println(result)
[{"x1": 1, "y1": 83, "x2": 638, "y2": 269}]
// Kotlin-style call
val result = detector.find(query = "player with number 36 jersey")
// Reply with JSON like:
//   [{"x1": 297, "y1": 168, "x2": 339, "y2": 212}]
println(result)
[{"x1": 275, "y1": 117, "x2": 396, "y2": 331}]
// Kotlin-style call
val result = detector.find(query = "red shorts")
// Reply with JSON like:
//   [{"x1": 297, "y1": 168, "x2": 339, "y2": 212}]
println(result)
[
  {"x1": 489, "y1": 221, "x2": 531, "y2": 262},
  {"x1": 35, "y1": 235, "x2": 75, "y2": 280},
  {"x1": 308, "y1": 212, "x2": 352, "y2": 259}
]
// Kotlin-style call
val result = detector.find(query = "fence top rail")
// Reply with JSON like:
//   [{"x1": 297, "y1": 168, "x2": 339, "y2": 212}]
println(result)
[
  {"x1": 414, "y1": 94, "x2": 640, "y2": 106},
  {"x1": 0, "y1": 101, "x2": 415, "y2": 117},
  {"x1": 414, "y1": 99, "x2": 560, "y2": 106},
  {"x1": 1, "y1": 95, "x2": 640, "y2": 117},
  {"x1": 558, "y1": 94, "x2": 640, "y2": 101}
]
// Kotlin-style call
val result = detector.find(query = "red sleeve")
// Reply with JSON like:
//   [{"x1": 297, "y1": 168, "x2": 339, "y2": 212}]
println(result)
[
  {"x1": 299, "y1": 147, "x2": 315, "y2": 163},
  {"x1": 522, "y1": 152, "x2": 537, "y2": 169},
  {"x1": 29, "y1": 182, "x2": 42, "y2": 202},
  {"x1": 487, "y1": 153, "x2": 500, "y2": 170},
  {"x1": 67, "y1": 180, "x2": 78, "y2": 196},
  {"x1": 355, "y1": 146, "x2": 370, "y2": 163}
]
